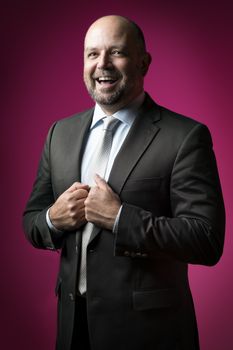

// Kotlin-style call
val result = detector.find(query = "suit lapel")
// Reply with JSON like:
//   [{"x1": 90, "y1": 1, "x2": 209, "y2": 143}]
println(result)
[
  {"x1": 75, "y1": 109, "x2": 94, "y2": 181},
  {"x1": 89, "y1": 94, "x2": 161, "y2": 243},
  {"x1": 62, "y1": 109, "x2": 93, "y2": 187},
  {"x1": 108, "y1": 96, "x2": 161, "y2": 194}
]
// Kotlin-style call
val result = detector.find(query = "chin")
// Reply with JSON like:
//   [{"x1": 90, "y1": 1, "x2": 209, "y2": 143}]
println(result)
[
  {"x1": 90, "y1": 89, "x2": 123, "y2": 106},
  {"x1": 95, "y1": 97, "x2": 119, "y2": 106}
]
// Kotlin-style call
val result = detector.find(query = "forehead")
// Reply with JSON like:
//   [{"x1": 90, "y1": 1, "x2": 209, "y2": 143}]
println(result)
[{"x1": 84, "y1": 20, "x2": 135, "y2": 50}]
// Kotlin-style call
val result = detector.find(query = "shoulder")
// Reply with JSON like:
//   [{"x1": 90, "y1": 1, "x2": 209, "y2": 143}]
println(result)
[
  {"x1": 158, "y1": 105, "x2": 212, "y2": 150},
  {"x1": 145, "y1": 93, "x2": 209, "y2": 135},
  {"x1": 159, "y1": 105, "x2": 201, "y2": 129},
  {"x1": 55, "y1": 107, "x2": 94, "y2": 128},
  {"x1": 143, "y1": 93, "x2": 212, "y2": 149},
  {"x1": 47, "y1": 107, "x2": 94, "y2": 137},
  {"x1": 44, "y1": 108, "x2": 94, "y2": 146},
  {"x1": 160, "y1": 105, "x2": 211, "y2": 141}
]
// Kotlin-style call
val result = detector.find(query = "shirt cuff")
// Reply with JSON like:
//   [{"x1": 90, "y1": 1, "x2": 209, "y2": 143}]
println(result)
[
  {"x1": 112, "y1": 205, "x2": 123, "y2": 233},
  {"x1": 46, "y1": 208, "x2": 64, "y2": 236}
]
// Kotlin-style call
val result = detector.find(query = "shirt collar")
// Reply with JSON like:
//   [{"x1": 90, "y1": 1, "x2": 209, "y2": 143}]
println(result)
[{"x1": 91, "y1": 91, "x2": 145, "y2": 130}]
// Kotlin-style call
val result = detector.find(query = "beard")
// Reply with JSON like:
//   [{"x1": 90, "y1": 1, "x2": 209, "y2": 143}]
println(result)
[
  {"x1": 86, "y1": 83, "x2": 126, "y2": 105},
  {"x1": 84, "y1": 69, "x2": 134, "y2": 106},
  {"x1": 84, "y1": 68, "x2": 142, "y2": 107}
]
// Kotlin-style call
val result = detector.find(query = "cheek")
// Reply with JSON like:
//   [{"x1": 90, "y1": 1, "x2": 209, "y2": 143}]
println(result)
[
  {"x1": 83, "y1": 63, "x2": 95, "y2": 78},
  {"x1": 120, "y1": 62, "x2": 142, "y2": 79},
  {"x1": 83, "y1": 69, "x2": 95, "y2": 88}
]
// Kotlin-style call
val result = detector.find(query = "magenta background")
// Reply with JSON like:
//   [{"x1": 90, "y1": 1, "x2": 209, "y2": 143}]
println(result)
[{"x1": 1, "y1": 0, "x2": 233, "y2": 349}]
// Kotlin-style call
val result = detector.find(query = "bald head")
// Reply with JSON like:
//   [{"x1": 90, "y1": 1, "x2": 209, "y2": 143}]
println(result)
[{"x1": 85, "y1": 15, "x2": 147, "y2": 54}]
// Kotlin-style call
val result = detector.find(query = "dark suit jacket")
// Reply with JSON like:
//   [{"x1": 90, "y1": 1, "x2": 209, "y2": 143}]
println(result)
[{"x1": 23, "y1": 94, "x2": 225, "y2": 350}]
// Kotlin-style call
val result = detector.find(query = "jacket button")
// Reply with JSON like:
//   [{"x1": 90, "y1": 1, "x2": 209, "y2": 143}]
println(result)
[
  {"x1": 69, "y1": 293, "x2": 75, "y2": 301},
  {"x1": 135, "y1": 252, "x2": 142, "y2": 257},
  {"x1": 124, "y1": 251, "x2": 130, "y2": 257},
  {"x1": 142, "y1": 253, "x2": 148, "y2": 258}
]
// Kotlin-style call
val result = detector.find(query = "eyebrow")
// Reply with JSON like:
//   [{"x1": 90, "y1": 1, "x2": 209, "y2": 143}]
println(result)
[
  {"x1": 84, "y1": 47, "x2": 97, "y2": 52},
  {"x1": 85, "y1": 45, "x2": 128, "y2": 52}
]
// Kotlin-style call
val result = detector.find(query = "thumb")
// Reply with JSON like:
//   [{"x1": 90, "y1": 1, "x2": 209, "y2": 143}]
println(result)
[
  {"x1": 94, "y1": 174, "x2": 109, "y2": 189},
  {"x1": 66, "y1": 181, "x2": 89, "y2": 193}
]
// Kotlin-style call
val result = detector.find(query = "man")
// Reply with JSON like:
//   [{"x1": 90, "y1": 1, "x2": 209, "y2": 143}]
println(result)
[{"x1": 23, "y1": 15, "x2": 225, "y2": 350}]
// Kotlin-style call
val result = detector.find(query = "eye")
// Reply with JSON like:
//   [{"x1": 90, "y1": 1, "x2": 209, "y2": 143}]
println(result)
[
  {"x1": 87, "y1": 52, "x2": 98, "y2": 59},
  {"x1": 111, "y1": 49, "x2": 125, "y2": 56}
]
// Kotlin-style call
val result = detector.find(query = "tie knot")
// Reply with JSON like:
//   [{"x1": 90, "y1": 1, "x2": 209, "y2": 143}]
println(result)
[{"x1": 102, "y1": 116, "x2": 120, "y2": 132}]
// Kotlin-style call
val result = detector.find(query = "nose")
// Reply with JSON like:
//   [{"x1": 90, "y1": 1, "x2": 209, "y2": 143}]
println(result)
[{"x1": 97, "y1": 52, "x2": 112, "y2": 70}]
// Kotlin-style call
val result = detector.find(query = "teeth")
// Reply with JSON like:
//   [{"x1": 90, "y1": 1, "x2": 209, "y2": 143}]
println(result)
[{"x1": 98, "y1": 77, "x2": 116, "y2": 82}]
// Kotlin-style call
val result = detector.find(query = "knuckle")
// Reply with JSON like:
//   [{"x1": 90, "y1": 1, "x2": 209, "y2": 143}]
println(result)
[
  {"x1": 66, "y1": 193, "x2": 73, "y2": 201},
  {"x1": 67, "y1": 202, "x2": 74, "y2": 211},
  {"x1": 84, "y1": 197, "x2": 89, "y2": 205},
  {"x1": 85, "y1": 212, "x2": 91, "y2": 221},
  {"x1": 69, "y1": 211, "x2": 76, "y2": 219},
  {"x1": 69, "y1": 221, "x2": 76, "y2": 228},
  {"x1": 85, "y1": 207, "x2": 90, "y2": 218}
]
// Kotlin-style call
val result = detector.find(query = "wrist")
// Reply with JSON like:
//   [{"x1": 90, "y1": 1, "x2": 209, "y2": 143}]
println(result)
[{"x1": 46, "y1": 208, "x2": 63, "y2": 234}]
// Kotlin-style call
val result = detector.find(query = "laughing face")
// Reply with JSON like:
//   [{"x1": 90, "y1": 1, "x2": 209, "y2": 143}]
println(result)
[{"x1": 83, "y1": 16, "x2": 151, "y2": 114}]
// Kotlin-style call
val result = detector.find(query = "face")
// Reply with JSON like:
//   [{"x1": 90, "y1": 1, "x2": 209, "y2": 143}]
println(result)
[{"x1": 83, "y1": 17, "x2": 150, "y2": 113}]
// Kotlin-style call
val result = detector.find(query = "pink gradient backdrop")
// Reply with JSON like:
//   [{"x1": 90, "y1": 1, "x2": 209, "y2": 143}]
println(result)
[{"x1": 1, "y1": 0, "x2": 233, "y2": 349}]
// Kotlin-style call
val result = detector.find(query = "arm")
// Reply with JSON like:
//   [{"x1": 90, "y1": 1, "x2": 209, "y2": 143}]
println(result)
[
  {"x1": 114, "y1": 124, "x2": 225, "y2": 266},
  {"x1": 23, "y1": 124, "x2": 60, "y2": 250},
  {"x1": 23, "y1": 124, "x2": 88, "y2": 250}
]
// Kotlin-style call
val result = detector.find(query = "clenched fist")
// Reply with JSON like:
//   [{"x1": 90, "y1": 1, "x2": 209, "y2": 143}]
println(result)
[
  {"x1": 49, "y1": 182, "x2": 89, "y2": 231},
  {"x1": 84, "y1": 174, "x2": 121, "y2": 230}
]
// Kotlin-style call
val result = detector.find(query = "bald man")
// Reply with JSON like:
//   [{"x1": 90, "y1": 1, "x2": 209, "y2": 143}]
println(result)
[{"x1": 23, "y1": 15, "x2": 225, "y2": 350}]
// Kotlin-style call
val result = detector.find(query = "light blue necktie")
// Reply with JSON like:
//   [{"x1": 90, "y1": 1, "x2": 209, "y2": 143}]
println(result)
[{"x1": 78, "y1": 116, "x2": 121, "y2": 295}]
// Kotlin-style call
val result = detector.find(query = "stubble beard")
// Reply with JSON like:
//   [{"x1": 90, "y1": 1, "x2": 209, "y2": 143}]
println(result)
[
  {"x1": 83, "y1": 69, "x2": 136, "y2": 106},
  {"x1": 85, "y1": 81, "x2": 127, "y2": 106}
]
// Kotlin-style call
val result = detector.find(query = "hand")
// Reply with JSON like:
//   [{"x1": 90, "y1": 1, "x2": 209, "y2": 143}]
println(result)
[
  {"x1": 84, "y1": 174, "x2": 121, "y2": 230},
  {"x1": 49, "y1": 182, "x2": 89, "y2": 231}
]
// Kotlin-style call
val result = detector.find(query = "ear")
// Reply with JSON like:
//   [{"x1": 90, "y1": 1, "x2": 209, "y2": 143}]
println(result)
[{"x1": 141, "y1": 52, "x2": 152, "y2": 76}]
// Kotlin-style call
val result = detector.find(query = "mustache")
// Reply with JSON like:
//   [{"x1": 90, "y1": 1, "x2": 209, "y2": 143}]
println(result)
[{"x1": 92, "y1": 70, "x2": 121, "y2": 80}]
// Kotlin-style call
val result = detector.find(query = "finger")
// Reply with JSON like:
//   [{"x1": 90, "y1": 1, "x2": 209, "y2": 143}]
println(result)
[
  {"x1": 73, "y1": 189, "x2": 89, "y2": 199},
  {"x1": 66, "y1": 182, "x2": 89, "y2": 193},
  {"x1": 76, "y1": 198, "x2": 87, "y2": 208},
  {"x1": 88, "y1": 185, "x2": 98, "y2": 196},
  {"x1": 94, "y1": 174, "x2": 109, "y2": 189}
]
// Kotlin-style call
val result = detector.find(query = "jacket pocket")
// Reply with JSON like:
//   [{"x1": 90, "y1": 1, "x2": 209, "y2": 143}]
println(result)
[{"x1": 133, "y1": 288, "x2": 180, "y2": 311}]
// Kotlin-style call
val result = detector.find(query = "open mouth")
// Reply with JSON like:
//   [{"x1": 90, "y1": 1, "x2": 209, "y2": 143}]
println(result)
[{"x1": 95, "y1": 76, "x2": 118, "y2": 87}]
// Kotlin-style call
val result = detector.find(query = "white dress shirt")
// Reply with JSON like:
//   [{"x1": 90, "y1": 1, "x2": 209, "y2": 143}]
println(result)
[{"x1": 47, "y1": 92, "x2": 145, "y2": 233}]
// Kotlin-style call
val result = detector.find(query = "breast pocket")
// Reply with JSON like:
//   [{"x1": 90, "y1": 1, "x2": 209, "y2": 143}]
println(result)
[{"x1": 123, "y1": 177, "x2": 162, "y2": 192}]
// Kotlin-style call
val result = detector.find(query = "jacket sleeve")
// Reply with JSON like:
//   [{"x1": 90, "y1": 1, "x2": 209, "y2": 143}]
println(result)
[
  {"x1": 23, "y1": 123, "x2": 65, "y2": 250},
  {"x1": 114, "y1": 124, "x2": 225, "y2": 266}
]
